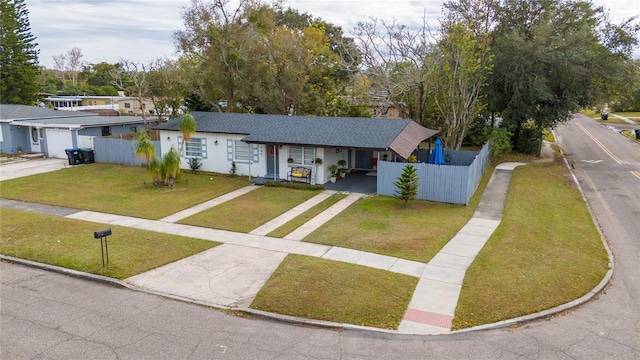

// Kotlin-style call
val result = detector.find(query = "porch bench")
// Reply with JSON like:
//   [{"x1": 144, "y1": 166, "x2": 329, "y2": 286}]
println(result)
[{"x1": 287, "y1": 167, "x2": 312, "y2": 183}]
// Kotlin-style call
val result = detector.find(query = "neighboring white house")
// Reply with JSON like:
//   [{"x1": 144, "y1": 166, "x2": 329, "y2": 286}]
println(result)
[{"x1": 153, "y1": 112, "x2": 439, "y2": 185}]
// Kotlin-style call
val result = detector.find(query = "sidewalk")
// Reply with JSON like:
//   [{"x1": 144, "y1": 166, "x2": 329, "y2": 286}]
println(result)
[{"x1": 0, "y1": 149, "x2": 552, "y2": 335}]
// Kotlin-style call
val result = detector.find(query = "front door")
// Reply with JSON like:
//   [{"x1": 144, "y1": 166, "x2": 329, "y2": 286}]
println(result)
[
  {"x1": 355, "y1": 150, "x2": 373, "y2": 170},
  {"x1": 266, "y1": 144, "x2": 279, "y2": 180},
  {"x1": 30, "y1": 127, "x2": 41, "y2": 152}
]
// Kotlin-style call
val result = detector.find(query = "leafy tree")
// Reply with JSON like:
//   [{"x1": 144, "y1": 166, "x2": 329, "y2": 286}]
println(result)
[
  {"x1": 0, "y1": 0, "x2": 40, "y2": 104},
  {"x1": 488, "y1": 0, "x2": 639, "y2": 153},
  {"x1": 146, "y1": 58, "x2": 192, "y2": 120},
  {"x1": 394, "y1": 164, "x2": 419, "y2": 207},
  {"x1": 429, "y1": 19, "x2": 492, "y2": 150},
  {"x1": 483, "y1": 127, "x2": 512, "y2": 157},
  {"x1": 175, "y1": 0, "x2": 258, "y2": 113},
  {"x1": 175, "y1": 1, "x2": 362, "y2": 116}
]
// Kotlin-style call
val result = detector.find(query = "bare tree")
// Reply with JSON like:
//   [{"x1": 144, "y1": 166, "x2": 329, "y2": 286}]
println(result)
[
  {"x1": 66, "y1": 47, "x2": 83, "y2": 88},
  {"x1": 52, "y1": 53, "x2": 66, "y2": 82},
  {"x1": 114, "y1": 59, "x2": 154, "y2": 130},
  {"x1": 352, "y1": 15, "x2": 434, "y2": 125}
]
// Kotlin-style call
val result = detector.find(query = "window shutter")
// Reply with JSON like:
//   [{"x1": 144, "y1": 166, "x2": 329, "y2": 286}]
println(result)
[
  {"x1": 252, "y1": 144, "x2": 259, "y2": 163},
  {"x1": 201, "y1": 138, "x2": 207, "y2": 159},
  {"x1": 227, "y1": 139, "x2": 233, "y2": 161},
  {"x1": 177, "y1": 136, "x2": 183, "y2": 156}
]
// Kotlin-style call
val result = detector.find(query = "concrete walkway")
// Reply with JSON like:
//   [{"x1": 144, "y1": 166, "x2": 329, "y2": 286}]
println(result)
[
  {"x1": 160, "y1": 185, "x2": 260, "y2": 223},
  {"x1": 398, "y1": 162, "x2": 526, "y2": 335},
  {"x1": 283, "y1": 192, "x2": 364, "y2": 241},
  {"x1": 609, "y1": 113, "x2": 636, "y2": 125},
  {"x1": 250, "y1": 190, "x2": 337, "y2": 236}
]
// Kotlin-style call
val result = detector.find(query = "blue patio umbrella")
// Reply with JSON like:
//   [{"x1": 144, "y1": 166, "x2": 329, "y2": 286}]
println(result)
[{"x1": 429, "y1": 138, "x2": 446, "y2": 165}]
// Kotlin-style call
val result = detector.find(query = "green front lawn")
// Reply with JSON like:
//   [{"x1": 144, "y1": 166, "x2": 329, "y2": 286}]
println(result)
[
  {"x1": 0, "y1": 163, "x2": 251, "y2": 219},
  {"x1": 251, "y1": 254, "x2": 418, "y2": 329},
  {"x1": 453, "y1": 162, "x2": 609, "y2": 329},
  {"x1": 303, "y1": 195, "x2": 472, "y2": 263},
  {"x1": 179, "y1": 186, "x2": 322, "y2": 233},
  {"x1": 0, "y1": 208, "x2": 218, "y2": 279}
]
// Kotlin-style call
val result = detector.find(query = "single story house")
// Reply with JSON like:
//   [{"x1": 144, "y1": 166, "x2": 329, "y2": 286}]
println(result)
[
  {"x1": 45, "y1": 95, "x2": 159, "y2": 116},
  {"x1": 153, "y1": 112, "x2": 438, "y2": 185},
  {"x1": 0, "y1": 104, "x2": 145, "y2": 158}
]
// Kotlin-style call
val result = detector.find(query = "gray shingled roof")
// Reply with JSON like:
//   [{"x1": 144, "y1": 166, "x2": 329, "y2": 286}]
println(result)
[
  {"x1": 0, "y1": 104, "x2": 144, "y2": 128},
  {"x1": 11, "y1": 115, "x2": 144, "y2": 128},
  {"x1": 153, "y1": 112, "x2": 439, "y2": 158},
  {"x1": 0, "y1": 104, "x2": 87, "y2": 121}
]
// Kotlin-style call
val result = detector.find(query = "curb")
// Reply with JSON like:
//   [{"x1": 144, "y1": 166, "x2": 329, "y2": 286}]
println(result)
[{"x1": 0, "y1": 254, "x2": 128, "y2": 288}]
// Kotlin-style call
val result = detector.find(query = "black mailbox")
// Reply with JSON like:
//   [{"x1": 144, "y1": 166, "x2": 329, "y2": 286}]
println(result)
[{"x1": 94, "y1": 228, "x2": 112, "y2": 238}]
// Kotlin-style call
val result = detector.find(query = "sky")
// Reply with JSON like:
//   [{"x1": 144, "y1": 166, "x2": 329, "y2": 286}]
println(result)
[{"x1": 26, "y1": 0, "x2": 640, "y2": 69}]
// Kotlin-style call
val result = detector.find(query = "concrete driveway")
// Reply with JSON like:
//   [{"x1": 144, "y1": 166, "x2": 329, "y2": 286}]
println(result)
[{"x1": 0, "y1": 158, "x2": 68, "y2": 181}]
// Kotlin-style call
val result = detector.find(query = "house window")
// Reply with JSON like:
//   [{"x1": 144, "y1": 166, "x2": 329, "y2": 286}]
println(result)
[
  {"x1": 130, "y1": 127, "x2": 137, "y2": 133},
  {"x1": 124, "y1": 103, "x2": 131, "y2": 109},
  {"x1": 101, "y1": 126, "x2": 111, "y2": 136},
  {"x1": 289, "y1": 146, "x2": 314, "y2": 165},
  {"x1": 234, "y1": 140, "x2": 252, "y2": 162},
  {"x1": 87, "y1": 101, "x2": 92, "y2": 105},
  {"x1": 185, "y1": 138, "x2": 206, "y2": 158}
]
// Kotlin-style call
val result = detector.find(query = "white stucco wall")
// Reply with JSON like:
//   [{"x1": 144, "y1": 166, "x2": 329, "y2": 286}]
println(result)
[
  {"x1": 159, "y1": 130, "x2": 268, "y2": 177},
  {"x1": 159, "y1": 130, "x2": 352, "y2": 184}
]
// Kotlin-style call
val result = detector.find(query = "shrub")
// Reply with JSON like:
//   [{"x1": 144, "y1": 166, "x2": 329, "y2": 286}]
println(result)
[
  {"x1": 264, "y1": 181, "x2": 324, "y2": 191},
  {"x1": 188, "y1": 157, "x2": 202, "y2": 172},
  {"x1": 229, "y1": 161, "x2": 237, "y2": 176}
]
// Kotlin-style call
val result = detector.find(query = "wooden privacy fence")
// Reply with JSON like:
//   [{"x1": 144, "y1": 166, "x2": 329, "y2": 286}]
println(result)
[
  {"x1": 93, "y1": 137, "x2": 160, "y2": 166},
  {"x1": 377, "y1": 142, "x2": 492, "y2": 205}
]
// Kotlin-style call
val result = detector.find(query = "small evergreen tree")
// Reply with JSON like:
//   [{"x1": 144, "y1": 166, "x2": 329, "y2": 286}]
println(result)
[
  {"x1": 0, "y1": 0, "x2": 40, "y2": 104},
  {"x1": 394, "y1": 164, "x2": 419, "y2": 207},
  {"x1": 229, "y1": 161, "x2": 237, "y2": 177}
]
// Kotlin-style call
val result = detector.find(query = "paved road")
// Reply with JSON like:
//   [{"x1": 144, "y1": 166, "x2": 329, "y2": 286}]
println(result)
[{"x1": 2, "y1": 114, "x2": 639, "y2": 359}]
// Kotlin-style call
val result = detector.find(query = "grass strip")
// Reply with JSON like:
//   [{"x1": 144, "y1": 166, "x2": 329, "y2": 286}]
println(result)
[
  {"x1": 251, "y1": 254, "x2": 418, "y2": 329},
  {"x1": 0, "y1": 163, "x2": 251, "y2": 219},
  {"x1": 0, "y1": 208, "x2": 218, "y2": 279},
  {"x1": 453, "y1": 162, "x2": 609, "y2": 329},
  {"x1": 266, "y1": 193, "x2": 347, "y2": 238},
  {"x1": 179, "y1": 186, "x2": 321, "y2": 233}
]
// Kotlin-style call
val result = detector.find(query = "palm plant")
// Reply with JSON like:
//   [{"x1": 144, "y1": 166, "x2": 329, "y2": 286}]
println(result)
[
  {"x1": 134, "y1": 131, "x2": 156, "y2": 167},
  {"x1": 149, "y1": 157, "x2": 162, "y2": 186},
  {"x1": 179, "y1": 112, "x2": 196, "y2": 155},
  {"x1": 163, "y1": 146, "x2": 181, "y2": 186}
]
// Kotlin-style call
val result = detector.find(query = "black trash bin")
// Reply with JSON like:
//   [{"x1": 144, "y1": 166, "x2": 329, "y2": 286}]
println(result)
[
  {"x1": 601, "y1": 112, "x2": 608, "y2": 120},
  {"x1": 79, "y1": 148, "x2": 95, "y2": 163},
  {"x1": 65, "y1": 148, "x2": 82, "y2": 165},
  {"x1": 635, "y1": 129, "x2": 640, "y2": 140}
]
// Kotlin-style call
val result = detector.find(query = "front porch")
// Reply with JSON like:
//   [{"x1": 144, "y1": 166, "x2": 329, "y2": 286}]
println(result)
[{"x1": 320, "y1": 170, "x2": 378, "y2": 194}]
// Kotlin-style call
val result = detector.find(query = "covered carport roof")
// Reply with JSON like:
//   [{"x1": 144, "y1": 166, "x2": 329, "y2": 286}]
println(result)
[{"x1": 154, "y1": 112, "x2": 439, "y2": 159}]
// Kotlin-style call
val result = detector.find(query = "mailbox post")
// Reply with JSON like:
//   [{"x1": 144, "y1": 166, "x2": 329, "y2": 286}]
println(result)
[{"x1": 93, "y1": 228, "x2": 111, "y2": 266}]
